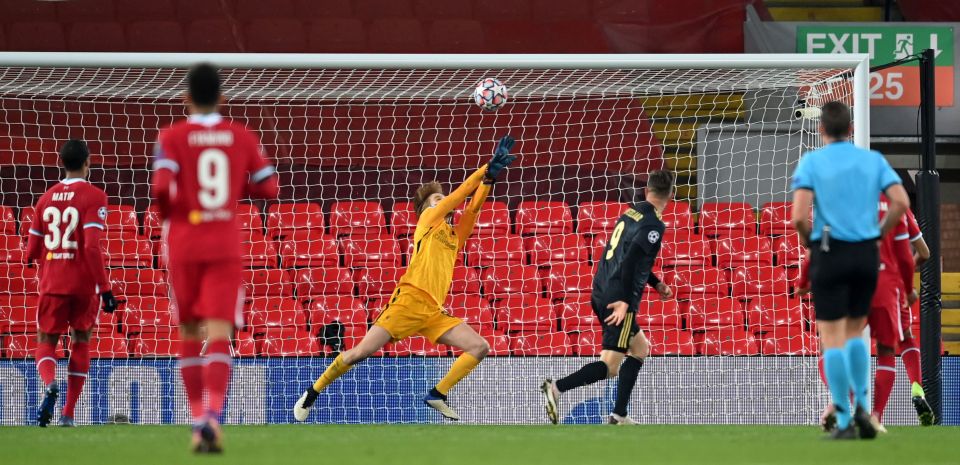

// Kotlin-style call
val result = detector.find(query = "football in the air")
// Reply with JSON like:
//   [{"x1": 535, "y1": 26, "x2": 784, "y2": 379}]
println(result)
[{"x1": 474, "y1": 78, "x2": 508, "y2": 111}]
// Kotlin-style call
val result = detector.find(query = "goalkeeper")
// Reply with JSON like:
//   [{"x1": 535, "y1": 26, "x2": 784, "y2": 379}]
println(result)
[{"x1": 294, "y1": 136, "x2": 517, "y2": 421}]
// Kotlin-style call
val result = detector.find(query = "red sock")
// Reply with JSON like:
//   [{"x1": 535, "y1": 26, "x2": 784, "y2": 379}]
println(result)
[
  {"x1": 817, "y1": 356, "x2": 826, "y2": 387},
  {"x1": 35, "y1": 340, "x2": 58, "y2": 387},
  {"x1": 873, "y1": 355, "x2": 896, "y2": 421},
  {"x1": 204, "y1": 340, "x2": 233, "y2": 418},
  {"x1": 179, "y1": 339, "x2": 206, "y2": 421},
  {"x1": 62, "y1": 341, "x2": 90, "y2": 419},
  {"x1": 901, "y1": 338, "x2": 922, "y2": 386}
]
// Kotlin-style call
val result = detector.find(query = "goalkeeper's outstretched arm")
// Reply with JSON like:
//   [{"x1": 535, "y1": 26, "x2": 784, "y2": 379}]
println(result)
[{"x1": 418, "y1": 165, "x2": 489, "y2": 229}]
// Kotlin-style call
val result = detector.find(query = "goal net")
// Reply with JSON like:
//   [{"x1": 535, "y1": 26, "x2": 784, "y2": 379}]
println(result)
[{"x1": 0, "y1": 53, "x2": 914, "y2": 427}]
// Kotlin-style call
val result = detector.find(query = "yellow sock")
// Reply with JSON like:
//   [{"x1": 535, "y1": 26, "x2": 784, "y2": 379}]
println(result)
[
  {"x1": 312, "y1": 354, "x2": 353, "y2": 392},
  {"x1": 435, "y1": 353, "x2": 481, "y2": 396}
]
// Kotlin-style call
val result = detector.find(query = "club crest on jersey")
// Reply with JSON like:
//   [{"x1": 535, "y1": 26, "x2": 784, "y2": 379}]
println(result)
[
  {"x1": 648, "y1": 230, "x2": 660, "y2": 244},
  {"x1": 98, "y1": 206, "x2": 107, "y2": 221}
]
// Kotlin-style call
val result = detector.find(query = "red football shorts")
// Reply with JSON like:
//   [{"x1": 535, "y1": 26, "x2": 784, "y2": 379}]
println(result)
[
  {"x1": 168, "y1": 259, "x2": 244, "y2": 326},
  {"x1": 868, "y1": 278, "x2": 902, "y2": 348},
  {"x1": 900, "y1": 300, "x2": 916, "y2": 341},
  {"x1": 37, "y1": 293, "x2": 99, "y2": 334}
]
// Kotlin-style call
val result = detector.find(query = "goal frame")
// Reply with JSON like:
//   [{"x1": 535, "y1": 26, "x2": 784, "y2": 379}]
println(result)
[{"x1": 0, "y1": 52, "x2": 871, "y2": 148}]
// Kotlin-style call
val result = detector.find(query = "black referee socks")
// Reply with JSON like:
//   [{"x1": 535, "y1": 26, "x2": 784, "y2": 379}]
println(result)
[
  {"x1": 555, "y1": 361, "x2": 609, "y2": 393},
  {"x1": 613, "y1": 356, "x2": 644, "y2": 417}
]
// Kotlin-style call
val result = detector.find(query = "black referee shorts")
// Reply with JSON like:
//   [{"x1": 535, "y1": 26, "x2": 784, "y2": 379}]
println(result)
[
  {"x1": 592, "y1": 297, "x2": 640, "y2": 353},
  {"x1": 809, "y1": 238, "x2": 879, "y2": 321}
]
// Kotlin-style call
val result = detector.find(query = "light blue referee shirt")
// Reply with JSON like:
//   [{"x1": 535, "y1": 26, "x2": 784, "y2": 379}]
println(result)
[{"x1": 791, "y1": 141, "x2": 901, "y2": 242}]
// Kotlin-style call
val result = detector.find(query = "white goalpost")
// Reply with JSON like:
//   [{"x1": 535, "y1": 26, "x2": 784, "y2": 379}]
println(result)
[{"x1": 0, "y1": 52, "x2": 911, "y2": 427}]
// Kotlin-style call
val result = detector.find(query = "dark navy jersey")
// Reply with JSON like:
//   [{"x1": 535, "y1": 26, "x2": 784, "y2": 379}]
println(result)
[{"x1": 592, "y1": 201, "x2": 665, "y2": 310}]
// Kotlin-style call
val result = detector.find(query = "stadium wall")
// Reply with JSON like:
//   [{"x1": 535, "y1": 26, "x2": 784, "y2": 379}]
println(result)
[{"x1": 1, "y1": 357, "x2": 955, "y2": 426}]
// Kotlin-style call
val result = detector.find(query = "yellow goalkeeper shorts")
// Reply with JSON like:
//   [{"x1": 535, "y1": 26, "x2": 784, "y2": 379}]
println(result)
[{"x1": 374, "y1": 285, "x2": 462, "y2": 343}]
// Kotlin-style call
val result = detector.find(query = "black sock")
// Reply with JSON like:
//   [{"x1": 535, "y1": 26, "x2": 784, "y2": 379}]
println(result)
[
  {"x1": 555, "y1": 361, "x2": 609, "y2": 393},
  {"x1": 613, "y1": 356, "x2": 644, "y2": 417},
  {"x1": 429, "y1": 387, "x2": 447, "y2": 401}
]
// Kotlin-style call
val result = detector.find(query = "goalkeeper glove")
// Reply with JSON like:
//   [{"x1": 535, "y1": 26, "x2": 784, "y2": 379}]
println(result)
[
  {"x1": 485, "y1": 135, "x2": 517, "y2": 181},
  {"x1": 101, "y1": 291, "x2": 119, "y2": 314}
]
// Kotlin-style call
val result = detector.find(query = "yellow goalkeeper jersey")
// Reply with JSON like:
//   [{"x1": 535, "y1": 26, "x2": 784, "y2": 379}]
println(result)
[{"x1": 397, "y1": 165, "x2": 492, "y2": 307}]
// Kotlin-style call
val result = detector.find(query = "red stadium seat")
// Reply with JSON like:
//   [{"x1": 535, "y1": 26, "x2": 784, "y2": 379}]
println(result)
[
  {"x1": 90, "y1": 331, "x2": 129, "y2": 358},
  {"x1": 465, "y1": 235, "x2": 524, "y2": 266},
  {"x1": 295, "y1": 0, "x2": 354, "y2": 18},
  {"x1": 646, "y1": 329, "x2": 696, "y2": 356},
  {"x1": 259, "y1": 328, "x2": 320, "y2": 356},
  {"x1": 511, "y1": 332, "x2": 571, "y2": 356},
  {"x1": 528, "y1": 233, "x2": 588, "y2": 267},
  {"x1": 121, "y1": 297, "x2": 173, "y2": 335},
  {"x1": 0, "y1": 296, "x2": 38, "y2": 333},
  {"x1": 532, "y1": 0, "x2": 591, "y2": 21},
  {"x1": 0, "y1": 264, "x2": 37, "y2": 295},
  {"x1": 126, "y1": 21, "x2": 185, "y2": 52},
  {"x1": 241, "y1": 234, "x2": 278, "y2": 268},
  {"x1": 473, "y1": 328, "x2": 511, "y2": 356},
  {"x1": 293, "y1": 267, "x2": 354, "y2": 298},
  {"x1": 390, "y1": 202, "x2": 417, "y2": 237},
  {"x1": 117, "y1": 0, "x2": 177, "y2": 21},
  {"x1": 686, "y1": 297, "x2": 745, "y2": 331},
  {"x1": 368, "y1": 19, "x2": 425, "y2": 53},
  {"x1": 659, "y1": 239, "x2": 710, "y2": 268},
  {"x1": 699, "y1": 328, "x2": 759, "y2": 356},
  {"x1": 426, "y1": 19, "x2": 485, "y2": 53},
  {"x1": 0, "y1": 0, "x2": 57, "y2": 21},
  {"x1": 235, "y1": 0, "x2": 296, "y2": 20},
  {"x1": 131, "y1": 328, "x2": 180, "y2": 356},
  {"x1": 267, "y1": 203, "x2": 324, "y2": 239},
  {"x1": 665, "y1": 267, "x2": 728, "y2": 299},
  {"x1": 760, "y1": 202, "x2": 794, "y2": 236},
  {"x1": 746, "y1": 296, "x2": 805, "y2": 335},
  {"x1": 556, "y1": 294, "x2": 596, "y2": 332},
  {"x1": 280, "y1": 233, "x2": 338, "y2": 268},
  {"x1": 307, "y1": 295, "x2": 367, "y2": 329},
  {"x1": 662, "y1": 228, "x2": 700, "y2": 245},
  {"x1": 662, "y1": 201, "x2": 693, "y2": 230},
  {"x1": 67, "y1": 21, "x2": 127, "y2": 52},
  {"x1": 389, "y1": 336, "x2": 445, "y2": 356},
  {"x1": 759, "y1": 334, "x2": 813, "y2": 355},
  {"x1": 569, "y1": 330, "x2": 601, "y2": 356},
  {"x1": 545, "y1": 263, "x2": 592, "y2": 301},
  {"x1": 480, "y1": 265, "x2": 542, "y2": 301},
  {"x1": 0, "y1": 235, "x2": 25, "y2": 264},
  {"x1": 242, "y1": 269, "x2": 293, "y2": 298},
  {"x1": 731, "y1": 266, "x2": 789, "y2": 299},
  {"x1": 4, "y1": 334, "x2": 41, "y2": 359},
  {"x1": 698, "y1": 202, "x2": 755, "y2": 238},
  {"x1": 414, "y1": 0, "x2": 473, "y2": 19},
  {"x1": 235, "y1": 332, "x2": 258, "y2": 357},
  {"x1": 774, "y1": 234, "x2": 803, "y2": 267},
  {"x1": 354, "y1": 266, "x2": 403, "y2": 301},
  {"x1": 306, "y1": 18, "x2": 366, "y2": 53},
  {"x1": 143, "y1": 206, "x2": 161, "y2": 239},
  {"x1": 450, "y1": 265, "x2": 480, "y2": 295},
  {"x1": 18, "y1": 207, "x2": 35, "y2": 237},
  {"x1": 56, "y1": 0, "x2": 114, "y2": 21},
  {"x1": 105, "y1": 205, "x2": 138, "y2": 238},
  {"x1": 495, "y1": 295, "x2": 554, "y2": 333},
  {"x1": 453, "y1": 201, "x2": 511, "y2": 236},
  {"x1": 446, "y1": 294, "x2": 494, "y2": 330},
  {"x1": 176, "y1": 0, "x2": 228, "y2": 21},
  {"x1": 237, "y1": 204, "x2": 264, "y2": 231},
  {"x1": 516, "y1": 201, "x2": 573, "y2": 236},
  {"x1": 577, "y1": 201, "x2": 627, "y2": 236},
  {"x1": 244, "y1": 19, "x2": 307, "y2": 53},
  {"x1": 110, "y1": 268, "x2": 168, "y2": 299},
  {"x1": 185, "y1": 20, "x2": 242, "y2": 52},
  {"x1": 354, "y1": 0, "x2": 415, "y2": 20},
  {"x1": 588, "y1": 234, "x2": 608, "y2": 264},
  {"x1": 0, "y1": 206, "x2": 15, "y2": 235},
  {"x1": 248, "y1": 297, "x2": 307, "y2": 334},
  {"x1": 330, "y1": 201, "x2": 387, "y2": 237},
  {"x1": 340, "y1": 236, "x2": 400, "y2": 268},
  {"x1": 637, "y1": 300, "x2": 681, "y2": 329},
  {"x1": 6, "y1": 22, "x2": 67, "y2": 52},
  {"x1": 714, "y1": 235, "x2": 773, "y2": 268}
]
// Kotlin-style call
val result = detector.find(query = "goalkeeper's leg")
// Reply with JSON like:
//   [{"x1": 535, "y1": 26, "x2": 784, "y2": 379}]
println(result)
[
  {"x1": 427, "y1": 323, "x2": 490, "y2": 421},
  {"x1": 293, "y1": 326, "x2": 392, "y2": 422}
]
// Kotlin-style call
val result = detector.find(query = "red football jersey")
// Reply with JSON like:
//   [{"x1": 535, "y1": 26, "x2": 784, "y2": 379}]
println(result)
[
  {"x1": 27, "y1": 179, "x2": 109, "y2": 296},
  {"x1": 904, "y1": 208, "x2": 921, "y2": 241},
  {"x1": 877, "y1": 194, "x2": 908, "y2": 279},
  {"x1": 153, "y1": 113, "x2": 275, "y2": 263}
]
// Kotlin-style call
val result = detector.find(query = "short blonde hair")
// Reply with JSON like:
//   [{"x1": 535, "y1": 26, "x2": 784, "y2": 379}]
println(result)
[{"x1": 413, "y1": 181, "x2": 444, "y2": 217}]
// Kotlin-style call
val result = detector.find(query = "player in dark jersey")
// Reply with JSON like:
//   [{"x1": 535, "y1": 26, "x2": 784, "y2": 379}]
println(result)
[
  {"x1": 541, "y1": 170, "x2": 675, "y2": 425},
  {"x1": 25, "y1": 139, "x2": 118, "y2": 427},
  {"x1": 152, "y1": 63, "x2": 279, "y2": 453}
]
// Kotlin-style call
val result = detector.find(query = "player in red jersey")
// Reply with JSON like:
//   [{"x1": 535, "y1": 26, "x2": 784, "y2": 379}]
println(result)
[
  {"x1": 152, "y1": 63, "x2": 279, "y2": 453},
  {"x1": 25, "y1": 139, "x2": 118, "y2": 427},
  {"x1": 894, "y1": 207, "x2": 934, "y2": 425}
]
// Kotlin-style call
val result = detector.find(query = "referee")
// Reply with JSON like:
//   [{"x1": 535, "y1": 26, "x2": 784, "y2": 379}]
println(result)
[{"x1": 791, "y1": 101, "x2": 909, "y2": 440}]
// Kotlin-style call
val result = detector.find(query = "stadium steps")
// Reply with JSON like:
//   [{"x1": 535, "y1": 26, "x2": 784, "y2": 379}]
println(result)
[
  {"x1": 941, "y1": 273, "x2": 960, "y2": 353},
  {"x1": 767, "y1": 4, "x2": 883, "y2": 22},
  {"x1": 641, "y1": 94, "x2": 745, "y2": 205}
]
